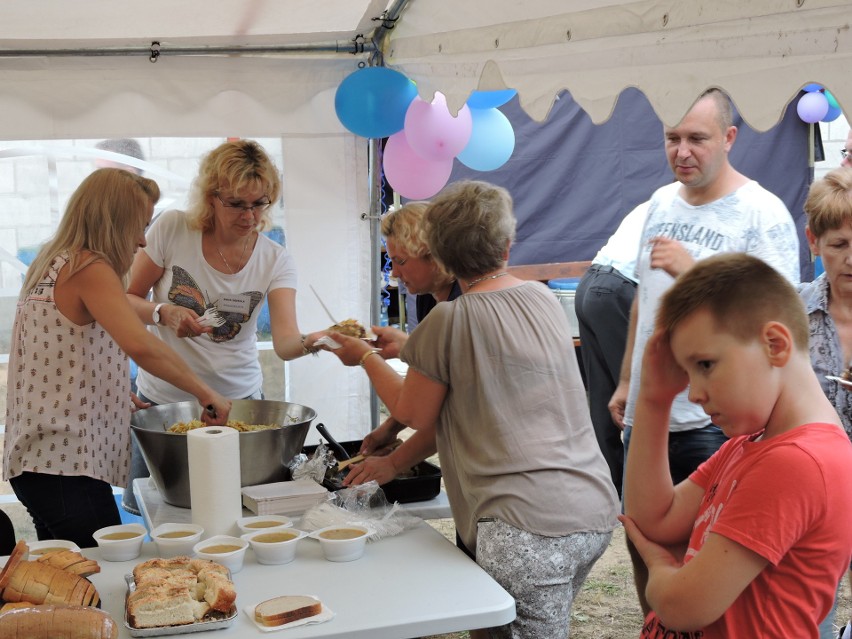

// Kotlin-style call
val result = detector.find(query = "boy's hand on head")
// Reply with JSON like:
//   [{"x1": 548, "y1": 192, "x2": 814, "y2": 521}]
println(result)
[{"x1": 639, "y1": 328, "x2": 688, "y2": 403}]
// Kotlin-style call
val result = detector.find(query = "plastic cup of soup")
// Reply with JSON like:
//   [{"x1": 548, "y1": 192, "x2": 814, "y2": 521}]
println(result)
[
  {"x1": 192, "y1": 535, "x2": 249, "y2": 573},
  {"x1": 92, "y1": 523, "x2": 147, "y2": 561},
  {"x1": 150, "y1": 523, "x2": 204, "y2": 558},
  {"x1": 309, "y1": 524, "x2": 372, "y2": 562},
  {"x1": 235, "y1": 514, "x2": 293, "y2": 535},
  {"x1": 27, "y1": 539, "x2": 81, "y2": 556},
  {"x1": 241, "y1": 528, "x2": 307, "y2": 565}
]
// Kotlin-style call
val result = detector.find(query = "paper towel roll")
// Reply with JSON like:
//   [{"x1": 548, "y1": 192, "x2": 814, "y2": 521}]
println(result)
[{"x1": 188, "y1": 426, "x2": 242, "y2": 537}]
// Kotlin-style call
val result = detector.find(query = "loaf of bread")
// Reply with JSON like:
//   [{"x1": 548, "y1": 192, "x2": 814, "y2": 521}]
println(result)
[
  {"x1": 0, "y1": 601, "x2": 35, "y2": 613},
  {"x1": 254, "y1": 595, "x2": 323, "y2": 627},
  {"x1": 0, "y1": 603, "x2": 118, "y2": 639},
  {"x1": 36, "y1": 549, "x2": 100, "y2": 578},
  {"x1": 0, "y1": 541, "x2": 99, "y2": 608},
  {"x1": 127, "y1": 556, "x2": 236, "y2": 629}
]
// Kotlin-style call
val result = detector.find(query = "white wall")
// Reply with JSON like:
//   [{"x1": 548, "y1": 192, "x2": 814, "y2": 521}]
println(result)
[{"x1": 816, "y1": 117, "x2": 851, "y2": 179}]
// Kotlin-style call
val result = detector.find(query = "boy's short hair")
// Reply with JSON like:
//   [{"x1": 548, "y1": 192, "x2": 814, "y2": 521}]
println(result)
[{"x1": 658, "y1": 253, "x2": 808, "y2": 350}]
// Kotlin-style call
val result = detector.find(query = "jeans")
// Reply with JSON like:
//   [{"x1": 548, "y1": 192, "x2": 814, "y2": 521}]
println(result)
[
  {"x1": 10, "y1": 472, "x2": 121, "y2": 548},
  {"x1": 622, "y1": 422, "x2": 728, "y2": 487}
]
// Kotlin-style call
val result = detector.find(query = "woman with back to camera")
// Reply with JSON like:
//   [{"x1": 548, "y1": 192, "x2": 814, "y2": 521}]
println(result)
[
  {"x1": 327, "y1": 180, "x2": 619, "y2": 639},
  {"x1": 798, "y1": 167, "x2": 852, "y2": 639},
  {"x1": 3, "y1": 168, "x2": 231, "y2": 548},
  {"x1": 343, "y1": 201, "x2": 462, "y2": 488},
  {"x1": 122, "y1": 139, "x2": 326, "y2": 515}
]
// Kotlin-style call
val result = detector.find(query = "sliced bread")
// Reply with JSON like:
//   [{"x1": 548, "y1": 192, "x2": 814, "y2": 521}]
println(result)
[{"x1": 255, "y1": 595, "x2": 322, "y2": 627}]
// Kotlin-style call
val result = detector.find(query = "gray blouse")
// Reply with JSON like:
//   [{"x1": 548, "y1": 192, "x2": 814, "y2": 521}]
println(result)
[{"x1": 402, "y1": 281, "x2": 619, "y2": 552}]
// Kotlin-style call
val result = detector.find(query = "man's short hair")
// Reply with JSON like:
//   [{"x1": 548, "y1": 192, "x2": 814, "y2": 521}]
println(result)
[
  {"x1": 696, "y1": 88, "x2": 734, "y2": 131},
  {"x1": 658, "y1": 253, "x2": 808, "y2": 350}
]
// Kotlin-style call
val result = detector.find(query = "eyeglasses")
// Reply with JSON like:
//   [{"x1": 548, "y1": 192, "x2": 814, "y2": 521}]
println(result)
[
  {"x1": 215, "y1": 192, "x2": 272, "y2": 214},
  {"x1": 842, "y1": 149, "x2": 850, "y2": 160}
]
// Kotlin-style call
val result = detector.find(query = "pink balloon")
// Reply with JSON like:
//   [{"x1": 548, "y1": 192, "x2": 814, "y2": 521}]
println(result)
[
  {"x1": 404, "y1": 92, "x2": 473, "y2": 161},
  {"x1": 383, "y1": 131, "x2": 453, "y2": 199}
]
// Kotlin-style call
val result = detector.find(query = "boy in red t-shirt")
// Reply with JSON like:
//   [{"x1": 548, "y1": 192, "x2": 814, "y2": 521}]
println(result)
[{"x1": 621, "y1": 252, "x2": 852, "y2": 638}]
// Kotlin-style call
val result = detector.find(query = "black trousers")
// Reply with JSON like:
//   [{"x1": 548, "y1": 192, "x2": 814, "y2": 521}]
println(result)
[
  {"x1": 10, "y1": 472, "x2": 121, "y2": 548},
  {"x1": 575, "y1": 263, "x2": 637, "y2": 497}
]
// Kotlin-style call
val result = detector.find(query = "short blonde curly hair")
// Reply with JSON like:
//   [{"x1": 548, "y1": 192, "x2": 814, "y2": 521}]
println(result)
[
  {"x1": 381, "y1": 201, "x2": 454, "y2": 285},
  {"x1": 185, "y1": 139, "x2": 281, "y2": 233}
]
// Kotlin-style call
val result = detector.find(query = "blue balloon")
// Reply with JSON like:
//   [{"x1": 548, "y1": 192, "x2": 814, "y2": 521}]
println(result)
[
  {"x1": 457, "y1": 108, "x2": 515, "y2": 171},
  {"x1": 466, "y1": 89, "x2": 518, "y2": 109},
  {"x1": 822, "y1": 90, "x2": 843, "y2": 122},
  {"x1": 335, "y1": 67, "x2": 417, "y2": 138},
  {"x1": 803, "y1": 83, "x2": 823, "y2": 92},
  {"x1": 822, "y1": 104, "x2": 842, "y2": 122}
]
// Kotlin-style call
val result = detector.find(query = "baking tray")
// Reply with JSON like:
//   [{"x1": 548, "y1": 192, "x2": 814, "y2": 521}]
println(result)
[
  {"x1": 303, "y1": 440, "x2": 442, "y2": 504},
  {"x1": 124, "y1": 574, "x2": 237, "y2": 636}
]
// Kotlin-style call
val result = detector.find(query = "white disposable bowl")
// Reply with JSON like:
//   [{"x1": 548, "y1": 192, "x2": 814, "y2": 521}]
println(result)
[
  {"x1": 150, "y1": 523, "x2": 204, "y2": 558},
  {"x1": 309, "y1": 524, "x2": 372, "y2": 562},
  {"x1": 92, "y1": 523, "x2": 147, "y2": 561},
  {"x1": 235, "y1": 514, "x2": 293, "y2": 535},
  {"x1": 27, "y1": 539, "x2": 81, "y2": 557},
  {"x1": 241, "y1": 528, "x2": 307, "y2": 565},
  {"x1": 192, "y1": 535, "x2": 249, "y2": 574}
]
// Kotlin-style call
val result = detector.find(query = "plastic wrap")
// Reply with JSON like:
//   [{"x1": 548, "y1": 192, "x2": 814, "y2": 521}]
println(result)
[{"x1": 299, "y1": 481, "x2": 421, "y2": 540}]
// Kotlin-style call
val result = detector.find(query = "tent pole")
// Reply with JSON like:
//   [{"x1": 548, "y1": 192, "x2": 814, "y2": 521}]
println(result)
[
  {"x1": 367, "y1": 136, "x2": 383, "y2": 429},
  {"x1": 0, "y1": 42, "x2": 375, "y2": 58}
]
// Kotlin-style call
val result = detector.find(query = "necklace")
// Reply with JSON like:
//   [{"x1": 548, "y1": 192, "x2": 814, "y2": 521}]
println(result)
[
  {"x1": 215, "y1": 235, "x2": 251, "y2": 274},
  {"x1": 466, "y1": 271, "x2": 508, "y2": 289}
]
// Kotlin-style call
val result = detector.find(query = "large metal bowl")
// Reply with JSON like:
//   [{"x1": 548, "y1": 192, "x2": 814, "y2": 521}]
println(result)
[{"x1": 131, "y1": 400, "x2": 316, "y2": 508}]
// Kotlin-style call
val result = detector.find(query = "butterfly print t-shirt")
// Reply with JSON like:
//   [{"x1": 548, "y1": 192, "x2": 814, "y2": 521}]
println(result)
[{"x1": 136, "y1": 209, "x2": 297, "y2": 404}]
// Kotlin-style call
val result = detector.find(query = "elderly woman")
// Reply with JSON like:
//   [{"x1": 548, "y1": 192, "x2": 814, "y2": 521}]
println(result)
[
  {"x1": 329, "y1": 180, "x2": 619, "y2": 639},
  {"x1": 799, "y1": 167, "x2": 852, "y2": 639}
]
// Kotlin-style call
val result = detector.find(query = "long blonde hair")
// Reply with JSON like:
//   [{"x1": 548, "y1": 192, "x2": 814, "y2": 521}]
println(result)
[{"x1": 21, "y1": 168, "x2": 160, "y2": 298}]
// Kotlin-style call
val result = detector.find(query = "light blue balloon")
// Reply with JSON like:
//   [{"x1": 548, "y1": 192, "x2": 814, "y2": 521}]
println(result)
[
  {"x1": 803, "y1": 83, "x2": 823, "y2": 92},
  {"x1": 466, "y1": 89, "x2": 518, "y2": 109},
  {"x1": 822, "y1": 90, "x2": 843, "y2": 122},
  {"x1": 457, "y1": 108, "x2": 515, "y2": 171},
  {"x1": 335, "y1": 67, "x2": 417, "y2": 138}
]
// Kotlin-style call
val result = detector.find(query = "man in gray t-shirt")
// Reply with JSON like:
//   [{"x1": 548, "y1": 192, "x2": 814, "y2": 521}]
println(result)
[{"x1": 609, "y1": 89, "x2": 800, "y2": 617}]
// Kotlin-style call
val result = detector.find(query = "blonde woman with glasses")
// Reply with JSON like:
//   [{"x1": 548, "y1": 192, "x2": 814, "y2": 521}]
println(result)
[{"x1": 122, "y1": 140, "x2": 325, "y2": 515}]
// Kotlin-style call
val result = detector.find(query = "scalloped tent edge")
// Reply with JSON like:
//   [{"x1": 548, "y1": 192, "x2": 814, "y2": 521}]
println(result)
[{"x1": 386, "y1": 0, "x2": 852, "y2": 133}]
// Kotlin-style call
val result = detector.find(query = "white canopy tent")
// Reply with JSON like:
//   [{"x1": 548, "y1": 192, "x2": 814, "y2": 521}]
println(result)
[
  {"x1": 388, "y1": 0, "x2": 852, "y2": 131},
  {"x1": 0, "y1": 0, "x2": 848, "y2": 440}
]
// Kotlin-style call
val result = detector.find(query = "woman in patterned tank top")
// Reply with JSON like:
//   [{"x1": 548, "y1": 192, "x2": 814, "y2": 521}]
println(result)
[{"x1": 3, "y1": 168, "x2": 232, "y2": 548}]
